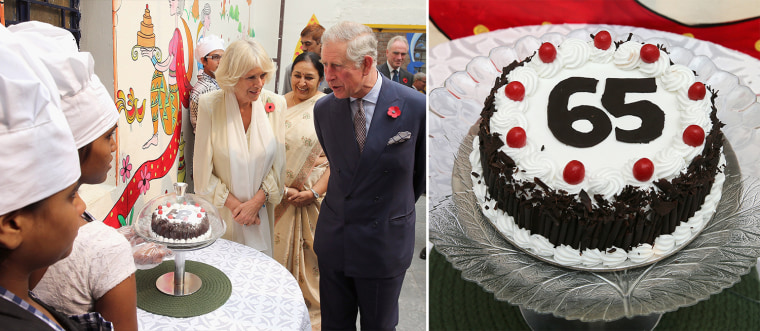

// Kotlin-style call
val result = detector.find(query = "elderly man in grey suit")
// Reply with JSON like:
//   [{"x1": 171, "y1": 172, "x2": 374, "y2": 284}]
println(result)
[
  {"x1": 377, "y1": 35, "x2": 414, "y2": 88},
  {"x1": 314, "y1": 21, "x2": 426, "y2": 330}
]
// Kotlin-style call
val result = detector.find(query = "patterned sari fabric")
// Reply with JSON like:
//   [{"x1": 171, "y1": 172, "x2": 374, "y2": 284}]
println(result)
[{"x1": 274, "y1": 92, "x2": 327, "y2": 330}]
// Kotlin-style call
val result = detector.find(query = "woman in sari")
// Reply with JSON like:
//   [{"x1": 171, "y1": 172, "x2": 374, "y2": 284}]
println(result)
[
  {"x1": 274, "y1": 51, "x2": 329, "y2": 330},
  {"x1": 194, "y1": 38, "x2": 286, "y2": 257}
]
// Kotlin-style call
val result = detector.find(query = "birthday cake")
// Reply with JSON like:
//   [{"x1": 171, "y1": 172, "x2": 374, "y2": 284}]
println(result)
[
  {"x1": 150, "y1": 201, "x2": 211, "y2": 243},
  {"x1": 470, "y1": 30, "x2": 726, "y2": 269},
  {"x1": 136, "y1": 4, "x2": 155, "y2": 48}
]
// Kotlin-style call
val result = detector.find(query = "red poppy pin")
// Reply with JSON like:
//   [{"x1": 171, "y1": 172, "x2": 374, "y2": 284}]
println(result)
[
  {"x1": 265, "y1": 97, "x2": 275, "y2": 113},
  {"x1": 387, "y1": 106, "x2": 401, "y2": 118},
  {"x1": 402, "y1": 77, "x2": 408, "y2": 84}
]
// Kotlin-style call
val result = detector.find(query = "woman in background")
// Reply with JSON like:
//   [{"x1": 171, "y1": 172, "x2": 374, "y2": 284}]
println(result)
[
  {"x1": 274, "y1": 51, "x2": 330, "y2": 330},
  {"x1": 194, "y1": 38, "x2": 287, "y2": 256}
]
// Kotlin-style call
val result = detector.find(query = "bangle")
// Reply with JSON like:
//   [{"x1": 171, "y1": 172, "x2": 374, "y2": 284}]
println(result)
[
  {"x1": 308, "y1": 188, "x2": 319, "y2": 199},
  {"x1": 259, "y1": 184, "x2": 269, "y2": 203}
]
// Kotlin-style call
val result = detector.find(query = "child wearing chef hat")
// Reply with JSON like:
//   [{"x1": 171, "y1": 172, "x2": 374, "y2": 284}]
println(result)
[
  {"x1": 8, "y1": 21, "x2": 137, "y2": 331},
  {"x1": 0, "y1": 24, "x2": 112, "y2": 330},
  {"x1": 190, "y1": 34, "x2": 225, "y2": 133}
]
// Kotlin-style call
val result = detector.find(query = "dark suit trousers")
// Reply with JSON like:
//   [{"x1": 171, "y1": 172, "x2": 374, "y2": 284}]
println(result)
[{"x1": 320, "y1": 265, "x2": 406, "y2": 331}]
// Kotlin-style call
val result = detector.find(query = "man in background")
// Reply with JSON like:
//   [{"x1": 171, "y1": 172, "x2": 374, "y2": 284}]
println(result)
[
  {"x1": 377, "y1": 35, "x2": 414, "y2": 88},
  {"x1": 282, "y1": 24, "x2": 330, "y2": 94},
  {"x1": 412, "y1": 71, "x2": 426, "y2": 94},
  {"x1": 314, "y1": 21, "x2": 426, "y2": 330}
]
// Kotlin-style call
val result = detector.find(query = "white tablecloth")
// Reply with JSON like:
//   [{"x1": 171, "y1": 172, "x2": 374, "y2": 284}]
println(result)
[
  {"x1": 137, "y1": 239, "x2": 310, "y2": 331},
  {"x1": 429, "y1": 23, "x2": 760, "y2": 206}
]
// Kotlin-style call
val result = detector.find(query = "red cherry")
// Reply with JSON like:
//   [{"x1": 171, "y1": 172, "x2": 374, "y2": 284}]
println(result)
[
  {"x1": 688, "y1": 82, "x2": 706, "y2": 100},
  {"x1": 683, "y1": 125, "x2": 705, "y2": 147},
  {"x1": 538, "y1": 42, "x2": 557, "y2": 63},
  {"x1": 158, "y1": 210, "x2": 163, "y2": 215},
  {"x1": 166, "y1": 202, "x2": 171, "y2": 207},
  {"x1": 594, "y1": 31, "x2": 612, "y2": 50},
  {"x1": 201, "y1": 208, "x2": 206, "y2": 212},
  {"x1": 633, "y1": 158, "x2": 654, "y2": 182},
  {"x1": 195, "y1": 203, "x2": 200, "y2": 207},
  {"x1": 504, "y1": 81, "x2": 525, "y2": 101},
  {"x1": 563, "y1": 160, "x2": 585, "y2": 185},
  {"x1": 158, "y1": 205, "x2": 162, "y2": 209},
  {"x1": 640, "y1": 44, "x2": 660, "y2": 63},
  {"x1": 197, "y1": 213, "x2": 202, "y2": 218},
  {"x1": 506, "y1": 127, "x2": 527, "y2": 148},
  {"x1": 168, "y1": 214, "x2": 173, "y2": 219}
]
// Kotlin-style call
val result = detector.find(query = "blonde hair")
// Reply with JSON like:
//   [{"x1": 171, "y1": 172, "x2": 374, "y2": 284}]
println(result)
[
  {"x1": 321, "y1": 21, "x2": 377, "y2": 69},
  {"x1": 214, "y1": 38, "x2": 276, "y2": 92}
]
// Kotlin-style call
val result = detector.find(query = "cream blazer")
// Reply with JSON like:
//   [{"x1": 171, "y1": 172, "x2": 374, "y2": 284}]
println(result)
[{"x1": 193, "y1": 88, "x2": 286, "y2": 253}]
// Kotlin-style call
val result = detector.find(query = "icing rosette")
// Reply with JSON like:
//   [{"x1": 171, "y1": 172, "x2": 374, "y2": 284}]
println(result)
[
  {"x1": 558, "y1": 38, "x2": 590, "y2": 69},
  {"x1": 660, "y1": 64, "x2": 695, "y2": 92},
  {"x1": 507, "y1": 66, "x2": 539, "y2": 96},
  {"x1": 613, "y1": 41, "x2": 642, "y2": 70},
  {"x1": 527, "y1": 54, "x2": 563, "y2": 78},
  {"x1": 601, "y1": 248, "x2": 628, "y2": 268},
  {"x1": 628, "y1": 244, "x2": 655, "y2": 263},
  {"x1": 638, "y1": 49, "x2": 669, "y2": 77},
  {"x1": 554, "y1": 245, "x2": 583, "y2": 266}
]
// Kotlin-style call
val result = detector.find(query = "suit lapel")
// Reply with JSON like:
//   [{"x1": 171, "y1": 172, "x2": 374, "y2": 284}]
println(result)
[{"x1": 349, "y1": 77, "x2": 404, "y2": 191}]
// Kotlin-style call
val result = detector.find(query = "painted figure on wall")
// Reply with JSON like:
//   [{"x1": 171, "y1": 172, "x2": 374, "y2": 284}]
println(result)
[{"x1": 140, "y1": 0, "x2": 193, "y2": 149}]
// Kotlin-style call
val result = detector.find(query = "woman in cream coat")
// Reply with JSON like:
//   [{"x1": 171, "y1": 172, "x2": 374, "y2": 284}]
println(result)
[{"x1": 194, "y1": 38, "x2": 286, "y2": 257}]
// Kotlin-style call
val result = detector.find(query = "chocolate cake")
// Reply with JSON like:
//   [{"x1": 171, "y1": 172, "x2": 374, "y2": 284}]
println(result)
[
  {"x1": 150, "y1": 201, "x2": 211, "y2": 243},
  {"x1": 470, "y1": 30, "x2": 726, "y2": 268}
]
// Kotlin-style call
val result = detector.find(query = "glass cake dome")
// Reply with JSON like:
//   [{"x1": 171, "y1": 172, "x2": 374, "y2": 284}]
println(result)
[{"x1": 134, "y1": 182, "x2": 226, "y2": 250}]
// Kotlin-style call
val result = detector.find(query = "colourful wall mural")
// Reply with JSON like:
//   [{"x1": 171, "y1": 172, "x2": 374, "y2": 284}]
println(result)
[{"x1": 107, "y1": 0, "x2": 280, "y2": 228}]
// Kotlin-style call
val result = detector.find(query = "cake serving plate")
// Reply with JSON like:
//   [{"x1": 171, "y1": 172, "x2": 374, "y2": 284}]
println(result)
[
  {"x1": 429, "y1": 24, "x2": 760, "y2": 322},
  {"x1": 134, "y1": 182, "x2": 226, "y2": 296}
]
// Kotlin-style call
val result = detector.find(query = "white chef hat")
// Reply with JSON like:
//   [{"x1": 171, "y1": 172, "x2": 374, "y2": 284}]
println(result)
[
  {"x1": 9, "y1": 21, "x2": 119, "y2": 149},
  {"x1": 0, "y1": 25, "x2": 80, "y2": 215},
  {"x1": 196, "y1": 34, "x2": 225, "y2": 63}
]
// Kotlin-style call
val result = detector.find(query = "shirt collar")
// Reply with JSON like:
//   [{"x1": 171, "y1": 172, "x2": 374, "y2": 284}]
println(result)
[
  {"x1": 0, "y1": 286, "x2": 65, "y2": 331},
  {"x1": 350, "y1": 70, "x2": 382, "y2": 105},
  {"x1": 387, "y1": 61, "x2": 400, "y2": 73}
]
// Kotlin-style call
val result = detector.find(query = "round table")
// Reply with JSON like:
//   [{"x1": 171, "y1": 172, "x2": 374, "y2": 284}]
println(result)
[
  {"x1": 137, "y1": 239, "x2": 311, "y2": 331},
  {"x1": 428, "y1": 23, "x2": 760, "y2": 327}
]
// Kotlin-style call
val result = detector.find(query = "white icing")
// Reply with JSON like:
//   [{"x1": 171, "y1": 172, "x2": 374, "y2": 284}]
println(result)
[
  {"x1": 613, "y1": 41, "x2": 642, "y2": 70},
  {"x1": 490, "y1": 36, "x2": 714, "y2": 196},
  {"x1": 601, "y1": 248, "x2": 628, "y2": 267},
  {"x1": 628, "y1": 244, "x2": 654, "y2": 263},
  {"x1": 508, "y1": 66, "x2": 540, "y2": 96},
  {"x1": 151, "y1": 202, "x2": 211, "y2": 243},
  {"x1": 559, "y1": 38, "x2": 590, "y2": 69},
  {"x1": 470, "y1": 136, "x2": 727, "y2": 268},
  {"x1": 554, "y1": 245, "x2": 583, "y2": 266}
]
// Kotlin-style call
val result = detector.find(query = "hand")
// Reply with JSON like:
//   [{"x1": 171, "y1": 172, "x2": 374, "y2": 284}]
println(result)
[
  {"x1": 231, "y1": 190, "x2": 267, "y2": 226},
  {"x1": 283, "y1": 187, "x2": 299, "y2": 202},
  {"x1": 288, "y1": 189, "x2": 316, "y2": 207}
]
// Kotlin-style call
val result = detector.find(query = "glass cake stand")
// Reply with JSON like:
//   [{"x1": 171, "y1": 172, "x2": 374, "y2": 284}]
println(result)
[
  {"x1": 428, "y1": 24, "x2": 760, "y2": 325},
  {"x1": 134, "y1": 183, "x2": 226, "y2": 296}
]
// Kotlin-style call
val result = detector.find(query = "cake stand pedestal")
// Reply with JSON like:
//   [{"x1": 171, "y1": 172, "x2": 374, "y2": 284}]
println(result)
[{"x1": 155, "y1": 250, "x2": 202, "y2": 296}]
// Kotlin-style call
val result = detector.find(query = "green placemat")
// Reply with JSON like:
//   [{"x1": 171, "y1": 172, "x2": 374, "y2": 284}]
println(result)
[
  {"x1": 136, "y1": 260, "x2": 231, "y2": 318},
  {"x1": 429, "y1": 247, "x2": 760, "y2": 330}
]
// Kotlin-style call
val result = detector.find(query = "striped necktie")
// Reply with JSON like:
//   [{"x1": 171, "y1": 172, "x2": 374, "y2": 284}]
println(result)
[
  {"x1": 392, "y1": 69, "x2": 400, "y2": 82},
  {"x1": 354, "y1": 98, "x2": 367, "y2": 151}
]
